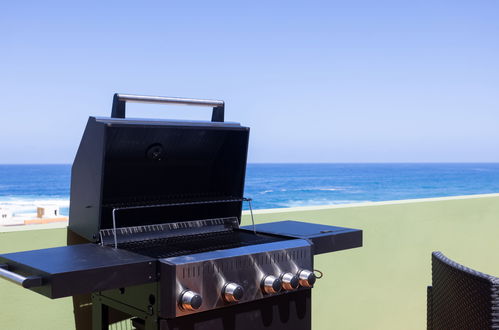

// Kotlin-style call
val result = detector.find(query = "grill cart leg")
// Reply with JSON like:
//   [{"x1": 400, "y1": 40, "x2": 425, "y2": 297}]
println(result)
[{"x1": 92, "y1": 294, "x2": 109, "y2": 330}]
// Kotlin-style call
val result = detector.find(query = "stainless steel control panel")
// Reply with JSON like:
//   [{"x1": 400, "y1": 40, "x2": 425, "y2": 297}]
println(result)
[{"x1": 160, "y1": 238, "x2": 314, "y2": 318}]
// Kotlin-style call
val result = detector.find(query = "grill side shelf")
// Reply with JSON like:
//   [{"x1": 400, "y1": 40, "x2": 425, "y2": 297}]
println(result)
[
  {"x1": 0, "y1": 244, "x2": 157, "y2": 299},
  {"x1": 241, "y1": 220, "x2": 363, "y2": 255}
]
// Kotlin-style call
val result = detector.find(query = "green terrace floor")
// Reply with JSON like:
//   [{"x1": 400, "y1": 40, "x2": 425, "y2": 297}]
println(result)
[{"x1": 1, "y1": 194, "x2": 499, "y2": 330}]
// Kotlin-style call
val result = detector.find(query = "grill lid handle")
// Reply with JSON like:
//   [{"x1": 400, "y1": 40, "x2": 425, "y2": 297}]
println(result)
[{"x1": 111, "y1": 93, "x2": 225, "y2": 122}]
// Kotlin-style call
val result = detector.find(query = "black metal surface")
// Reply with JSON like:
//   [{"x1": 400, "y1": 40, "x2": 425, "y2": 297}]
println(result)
[
  {"x1": 211, "y1": 106, "x2": 224, "y2": 122},
  {"x1": 68, "y1": 117, "x2": 106, "y2": 242},
  {"x1": 119, "y1": 230, "x2": 286, "y2": 259},
  {"x1": 242, "y1": 221, "x2": 363, "y2": 255},
  {"x1": 69, "y1": 115, "x2": 250, "y2": 242},
  {"x1": 0, "y1": 244, "x2": 157, "y2": 298}
]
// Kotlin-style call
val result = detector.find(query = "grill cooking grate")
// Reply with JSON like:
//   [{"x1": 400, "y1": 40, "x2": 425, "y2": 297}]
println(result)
[{"x1": 118, "y1": 230, "x2": 284, "y2": 259}]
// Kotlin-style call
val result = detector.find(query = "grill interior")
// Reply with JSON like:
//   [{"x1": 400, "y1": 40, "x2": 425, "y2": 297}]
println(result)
[{"x1": 118, "y1": 230, "x2": 285, "y2": 259}]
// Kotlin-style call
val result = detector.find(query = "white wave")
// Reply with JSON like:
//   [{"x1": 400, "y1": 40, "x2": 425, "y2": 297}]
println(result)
[
  {"x1": 255, "y1": 186, "x2": 348, "y2": 195},
  {"x1": 280, "y1": 187, "x2": 348, "y2": 192},
  {"x1": 276, "y1": 199, "x2": 370, "y2": 208},
  {"x1": 0, "y1": 198, "x2": 70, "y2": 213},
  {"x1": 471, "y1": 168, "x2": 492, "y2": 172},
  {"x1": 259, "y1": 190, "x2": 274, "y2": 194}
]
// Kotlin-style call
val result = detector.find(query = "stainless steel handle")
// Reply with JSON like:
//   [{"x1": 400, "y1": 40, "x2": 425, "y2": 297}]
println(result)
[
  {"x1": 111, "y1": 93, "x2": 225, "y2": 122},
  {"x1": 0, "y1": 264, "x2": 43, "y2": 288}
]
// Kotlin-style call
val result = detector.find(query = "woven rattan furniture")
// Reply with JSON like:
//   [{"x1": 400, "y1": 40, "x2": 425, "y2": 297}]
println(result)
[{"x1": 427, "y1": 251, "x2": 499, "y2": 329}]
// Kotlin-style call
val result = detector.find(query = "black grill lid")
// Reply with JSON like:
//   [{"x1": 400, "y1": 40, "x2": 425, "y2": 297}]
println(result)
[{"x1": 69, "y1": 94, "x2": 250, "y2": 242}]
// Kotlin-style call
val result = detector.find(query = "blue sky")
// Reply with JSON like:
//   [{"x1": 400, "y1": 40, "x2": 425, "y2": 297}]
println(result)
[{"x1": 0, "y1": 1, "x2": 498, "y2": 163}]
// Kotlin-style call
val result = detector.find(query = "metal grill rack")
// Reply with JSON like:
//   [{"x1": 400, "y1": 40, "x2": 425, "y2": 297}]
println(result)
[
  {"x1": 100, "y1": 217, "x2": 240, "y2": 247},
  {"x1": 100, "y1": 216, "x2": 282, "y2": 259},
  {"x1": 116, "y1": 230, "x2": 284, "y2": 259}
]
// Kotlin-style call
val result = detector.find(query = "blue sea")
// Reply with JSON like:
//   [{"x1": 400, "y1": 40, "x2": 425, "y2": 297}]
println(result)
[{"x1": 1, "y1": 163, "x2": 499, "y2": 216}]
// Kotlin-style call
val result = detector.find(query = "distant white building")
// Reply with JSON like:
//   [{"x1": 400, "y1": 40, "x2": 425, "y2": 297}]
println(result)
[
  {"x1": 36, "y1": 205, "x2": 60, "y2": 218},
  {"x1": 0, "y1": 207, "x2": 12, "y2": 220}
]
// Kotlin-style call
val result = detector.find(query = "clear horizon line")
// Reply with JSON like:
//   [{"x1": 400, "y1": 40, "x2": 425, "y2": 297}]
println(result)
[{"x1": 1, "y1": 161, "x2": 499, "y2": 166}]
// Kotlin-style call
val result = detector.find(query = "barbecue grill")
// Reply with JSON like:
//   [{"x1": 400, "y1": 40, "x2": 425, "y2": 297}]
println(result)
[{"x1": 0, "y1": 94, "x2": 362, "y2": 330}]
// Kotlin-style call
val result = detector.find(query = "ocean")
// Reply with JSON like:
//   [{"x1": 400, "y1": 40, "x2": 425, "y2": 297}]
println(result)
[{"x1": 1, "y1": 163, "x2": 499, "y2": 216}]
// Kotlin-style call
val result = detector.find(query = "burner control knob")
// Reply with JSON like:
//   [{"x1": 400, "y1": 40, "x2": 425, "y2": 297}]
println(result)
[
  {"x1": 297, "y1": 269, "x2": 317, "y2": 287},
  {"x1": 261, "y1": 275, "x2": 282, "y2": 294},
  {"x1": 179, "y1": 290, "x2": 202, "y2": 311},
  {"x1": 223, "y1": 282, "x2": 244, "y2": 303},
  {"x1": 280, "y1": 272, "x2": 299, "y2": 291}
]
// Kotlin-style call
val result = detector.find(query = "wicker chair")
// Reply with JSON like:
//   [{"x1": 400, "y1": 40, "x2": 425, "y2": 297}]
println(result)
[{"x1": 427, "y1": 251, "x2": 499, "y2": 329}]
